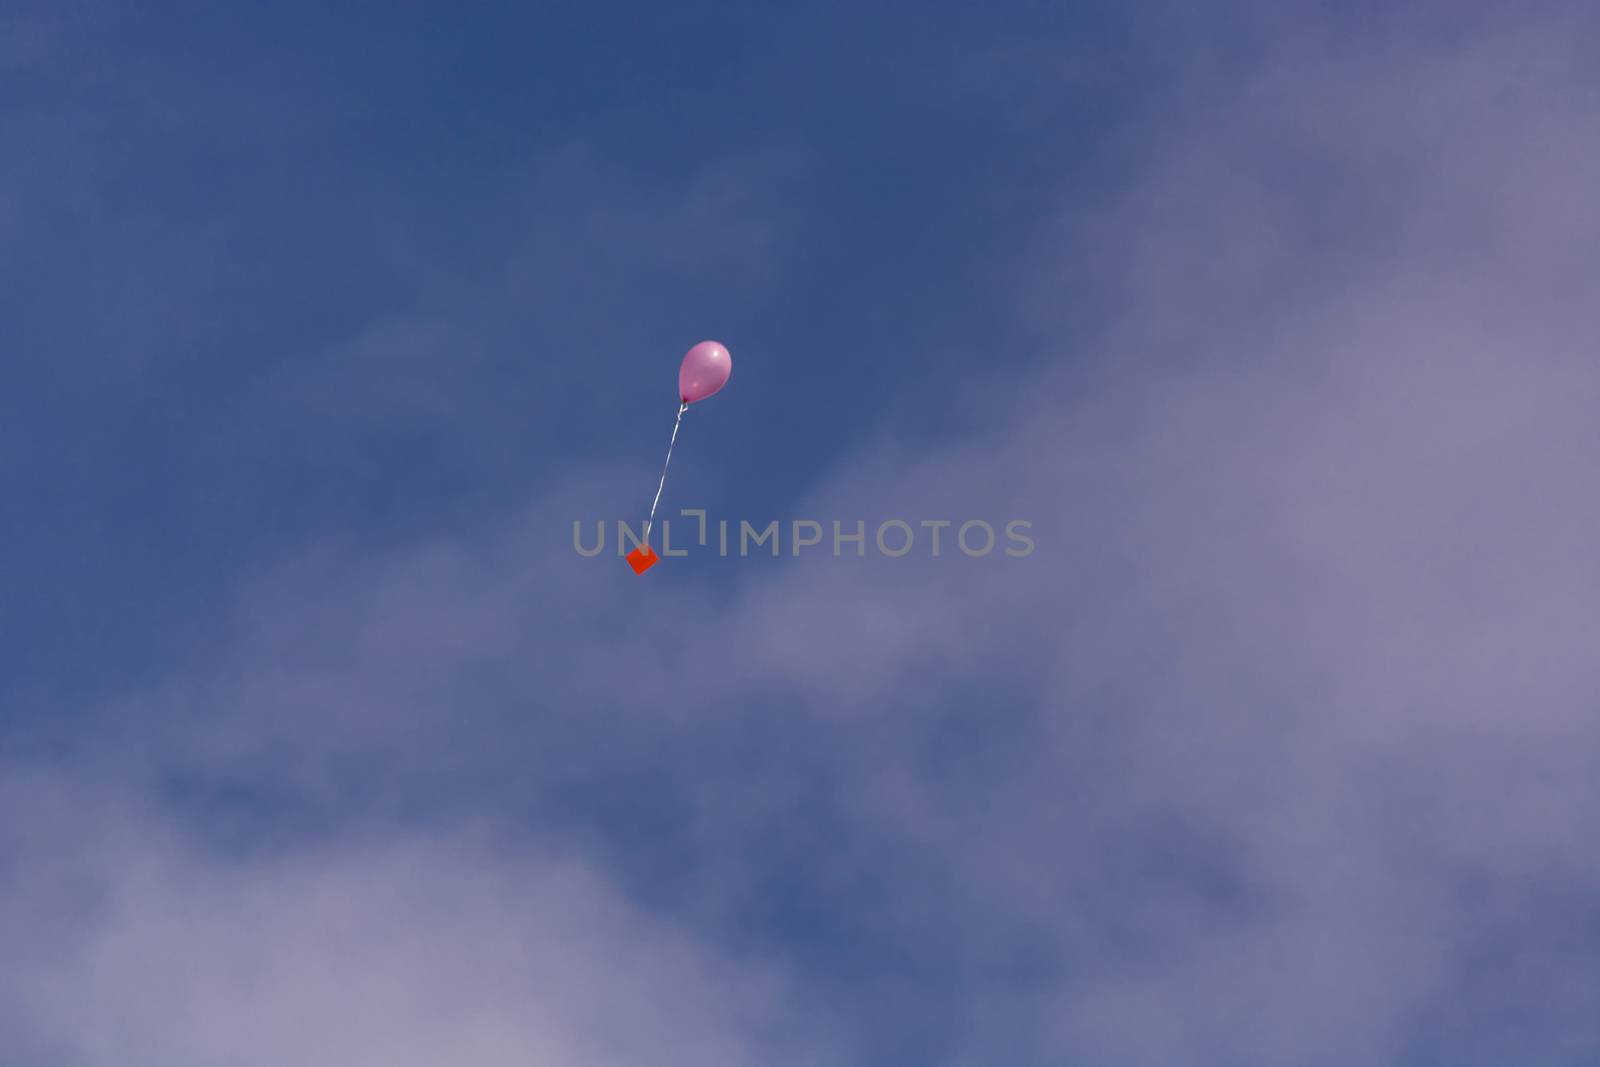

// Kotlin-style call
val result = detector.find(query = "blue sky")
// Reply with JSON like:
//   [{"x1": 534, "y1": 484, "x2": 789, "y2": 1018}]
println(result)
[
  {"x1": 4, "y1": 2, "x2": 1600, "y2": 1065},
  {"x1": 3, "y1": 1, "x2": 1153, "y2": 699}
]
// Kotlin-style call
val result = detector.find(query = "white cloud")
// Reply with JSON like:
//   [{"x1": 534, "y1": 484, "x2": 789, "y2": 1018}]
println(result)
[
  {"x1": 0, "y1": 770, "x2": 825, "y2": 1067},
  {"x1": 8, "y1": 7, "x2": 1600, "y2": 1066}
]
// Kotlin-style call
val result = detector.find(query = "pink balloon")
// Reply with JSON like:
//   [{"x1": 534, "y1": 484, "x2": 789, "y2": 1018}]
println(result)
[{"x1": 679, "y1": 340, "x2": 732, "y2": 404}]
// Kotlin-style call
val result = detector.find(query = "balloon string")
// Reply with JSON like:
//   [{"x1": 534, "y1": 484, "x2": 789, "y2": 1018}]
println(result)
[{"x1": 643, "y1": 402, "x2": 688, "y2": 547}]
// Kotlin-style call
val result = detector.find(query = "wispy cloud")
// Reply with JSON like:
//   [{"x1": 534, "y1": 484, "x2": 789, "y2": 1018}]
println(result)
[
  {"x1": 0, "y1": 771, "x2": 828, "y2": 1067},
  {"x1": 5, "y1": 4, "x2": 1600, "y2": 1065}
]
